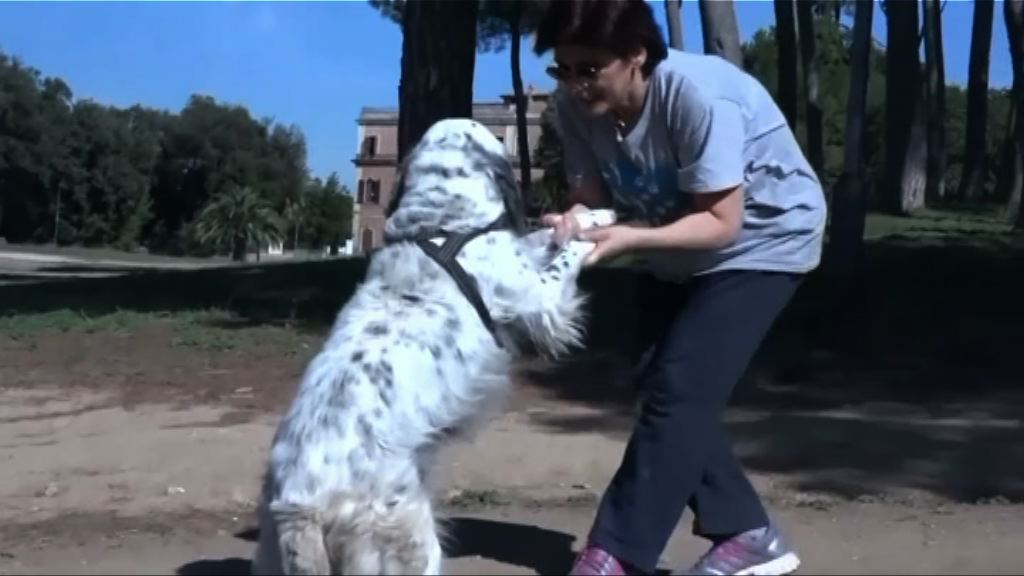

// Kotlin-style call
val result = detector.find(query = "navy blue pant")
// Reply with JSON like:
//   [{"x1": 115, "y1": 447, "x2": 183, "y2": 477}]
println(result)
[{"x1": 588, "y1": 269, "x2": 803, "y2": 574}]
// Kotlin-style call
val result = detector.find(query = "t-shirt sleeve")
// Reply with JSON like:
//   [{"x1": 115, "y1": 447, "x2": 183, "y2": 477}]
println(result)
[{"x1": 673, "y1": 89, "x2": 746, "y2": 194}]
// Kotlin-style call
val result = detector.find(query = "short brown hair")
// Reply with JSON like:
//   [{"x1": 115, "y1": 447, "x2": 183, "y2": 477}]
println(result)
[{"x1": 532, "y1": 0, "x2": 668, "y2": 77}]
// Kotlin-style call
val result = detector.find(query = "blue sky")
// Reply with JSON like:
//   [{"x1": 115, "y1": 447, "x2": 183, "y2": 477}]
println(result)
[{"x1": 0, "y1": 1, "x2": 1015, "y2": 192}]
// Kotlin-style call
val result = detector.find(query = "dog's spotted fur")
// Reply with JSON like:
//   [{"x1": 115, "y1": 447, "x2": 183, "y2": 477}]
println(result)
[{"x1": 251, "y1": 118, "x2": 616, "y2": 575}]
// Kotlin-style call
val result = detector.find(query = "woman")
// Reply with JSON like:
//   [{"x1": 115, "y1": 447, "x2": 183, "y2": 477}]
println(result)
[{"x1": 532, "y1": 1, "x2": 826, "y2": 575}]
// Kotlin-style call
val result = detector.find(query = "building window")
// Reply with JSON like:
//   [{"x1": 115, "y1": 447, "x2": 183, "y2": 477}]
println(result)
[
  {"x1": 357, "y1": 179, "x2": 365, "y2": 203},
  {"x1": 367, "y1": 179, "x2": 381, "y2": 204},
  {"x1": 361, "y1": 135, "x2": 378, "y2": 158},
  {"x1": 361, "y1": 228, "x2": 374, "y2": 253}
]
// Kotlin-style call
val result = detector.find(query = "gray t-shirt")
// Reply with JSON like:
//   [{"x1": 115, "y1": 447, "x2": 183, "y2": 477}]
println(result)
[{"x1": 555, "y1": 49, "x2": 827, "y2": 282}]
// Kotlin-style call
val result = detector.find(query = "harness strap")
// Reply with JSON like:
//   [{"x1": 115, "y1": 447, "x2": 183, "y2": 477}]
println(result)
[{"x1": 413, "y1": 214, "x2": 509, "y2": 348}]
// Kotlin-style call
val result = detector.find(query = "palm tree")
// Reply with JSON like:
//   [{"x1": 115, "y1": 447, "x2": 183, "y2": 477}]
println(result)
[
  {"x1": 284, "y1": 195, "x2": 306, "y2": 251},
  {"x1": 193, "y1": 184, "x2": 283, "y2": 262}
]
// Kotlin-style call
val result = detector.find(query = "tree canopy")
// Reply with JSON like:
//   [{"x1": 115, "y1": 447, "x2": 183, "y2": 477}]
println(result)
[{"x1": 0, "y1": 50, "x2": 352, "y2": 257}]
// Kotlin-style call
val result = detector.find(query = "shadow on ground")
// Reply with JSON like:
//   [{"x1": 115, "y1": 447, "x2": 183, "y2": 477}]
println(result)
[
  {"x1": 521, "y1": 235, "x2": 1024, "y2": 505},
  {"x1": 176, "y1": 518, "x2": 580, "y2": 576},
  {"x1": 4, "y1": 219, "x2": 1024, "y2": 506},
  {"x1": 442, "y1": 517, "x2": 578, "y2": 574},
  {"x1": 177, "y1": 557, "x2": 251, "y2": 576}
]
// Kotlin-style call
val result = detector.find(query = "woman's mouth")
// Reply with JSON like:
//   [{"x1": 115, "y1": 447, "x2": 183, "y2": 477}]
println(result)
[{"x1": 574, "y1": 89, "x2": 599, "y2": 106}]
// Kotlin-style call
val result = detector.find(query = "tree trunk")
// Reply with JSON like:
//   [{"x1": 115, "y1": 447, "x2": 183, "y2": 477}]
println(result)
[
  {"x1": 665, "y1": 0, "x2": 684, "y2": 50},
  {"x1": 901, "y1": 89, "x2": 930, "y2": 213},
  {"x1": 957, "y1": 0, "x2": 995, "y2": 202},
  {"x1": 828, "y1": 0, "x2": 873, "y2": 278},
  {"x1": 232, "y1": 235, "x2": 247, "y2": 262},
  {"x1": 797, "y1": 0, "x2": 824, "y2": 178},
  {"x1": 510, "y1": 3, "x2": 534, "y2": 215},
  {"x1": 774, "y1": 0, "x2": 800, "y2": 129},
  {"x1": 995, "y1": 101, "x2": 1019, "y2": 202},
  {"x1": 1005, "y1": 0, "x2": 1024, "y2": 227},
  {"x1": 698, "y1": 0, "x2": 743, "y2": 67},
  {"x1": 923, "y1": 0, "x2": 947, "y2": 204},
  {"x1": 1003, "y1": 123, "x2": 1024, "y2": 223},
  {"x1": 53, "y1": 187, "x2": 62, "y2": 246},
  {"x1": 884, "y1": 0, "x2": 927, "y2": 215},
  {"x1": 396, "y1": 0, "x2": 480, "y2": 164}
]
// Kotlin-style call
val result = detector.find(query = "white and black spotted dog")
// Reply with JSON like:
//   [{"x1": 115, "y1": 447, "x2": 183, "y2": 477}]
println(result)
[{"x1": 251, "y1": 118, "x2": 616, "y2": 575}]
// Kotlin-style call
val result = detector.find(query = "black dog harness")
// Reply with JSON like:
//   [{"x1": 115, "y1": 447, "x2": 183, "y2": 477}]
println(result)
[{"x1": 414, "y1": 213, "x2": 512, "y2": 348}]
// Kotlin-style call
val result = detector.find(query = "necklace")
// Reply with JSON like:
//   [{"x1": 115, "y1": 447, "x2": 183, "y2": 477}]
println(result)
[{"x1": 614, "y1": 117, "x2": 627, "y2": 143}]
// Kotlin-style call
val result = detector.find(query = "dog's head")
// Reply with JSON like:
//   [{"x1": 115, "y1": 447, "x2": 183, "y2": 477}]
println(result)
[{"x1": 384, "y1": 118, "x2": 528, "y2": 242}]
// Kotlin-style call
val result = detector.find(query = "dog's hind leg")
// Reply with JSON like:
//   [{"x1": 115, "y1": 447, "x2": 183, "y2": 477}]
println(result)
[
  {"x1": 320, "y1": 491, "x2": 440, "y2": 575},
  {"x1": 378, "y1": 491, "x2": 443, "y2": 575},
  {"x1": 269, "y1": 501, "x2": 331, "y2": 575},
  {"x1": 251, "y1": 503, "x2": 283, "y2": 575}
]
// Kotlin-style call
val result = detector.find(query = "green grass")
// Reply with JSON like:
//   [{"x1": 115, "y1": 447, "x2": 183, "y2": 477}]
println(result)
[
  {"x1": 0, "y1": 308, "x2": 164, "y2": 339},
  {"x1": 600, "y1": 208, "x2": 1023, "y2": 269},
  {"x1": 860, "y1": 208, "x2": 1023, "y2": 250},
  {"x1": 0, "y1": 206, "x2": 1020, "y2": 398},
  {"x1": 0, "y1": 307, "x2": 320, "y2": 355}
]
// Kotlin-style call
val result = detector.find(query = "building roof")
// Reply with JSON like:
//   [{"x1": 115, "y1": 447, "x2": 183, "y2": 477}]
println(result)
[{"x1": 357, "y1": 89, "x2": 551, "y2": 126}]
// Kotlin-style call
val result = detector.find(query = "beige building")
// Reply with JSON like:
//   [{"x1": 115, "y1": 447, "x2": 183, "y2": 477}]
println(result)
[{"x1": 351, "y1": 88, "x2": 551, "y2": 254}]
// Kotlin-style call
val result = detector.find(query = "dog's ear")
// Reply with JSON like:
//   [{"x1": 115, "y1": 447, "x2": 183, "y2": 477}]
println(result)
[
  {"x1": 384, "y1": 155, "x2": 412, "y2": 219},
  {"x1": 486, "y1": 148, "x2": 528, "y2": 235}
]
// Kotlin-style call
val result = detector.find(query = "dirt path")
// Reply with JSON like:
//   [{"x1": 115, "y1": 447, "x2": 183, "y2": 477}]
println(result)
[{"x1": 1, "y1": 323, "x2": 1022, "y2": 574}]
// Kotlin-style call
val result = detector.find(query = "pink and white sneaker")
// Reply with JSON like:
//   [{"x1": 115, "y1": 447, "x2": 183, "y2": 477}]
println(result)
[
  {"x1": 678, "y1": 524, "x2": 801, "y2": 576},
  {"x1": 569, "y1": 545, "x2": 638, "y2": 576}
]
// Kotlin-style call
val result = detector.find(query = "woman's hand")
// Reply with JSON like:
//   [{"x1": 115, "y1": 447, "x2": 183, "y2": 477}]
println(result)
[
  {"x1": 578, "y1": 224, "x2": 645, "y2": 266},
  {"x1": 541, "y1": 203, "x2": 644, "y2": 266},
  {"x1": 540, "y1": 203, "x2": 591, "y2": 246}
]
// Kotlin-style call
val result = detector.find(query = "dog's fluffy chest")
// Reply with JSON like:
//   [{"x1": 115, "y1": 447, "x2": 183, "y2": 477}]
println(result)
[{"x1": 268, "y1": 236, "x2": 532, "y2": 494}]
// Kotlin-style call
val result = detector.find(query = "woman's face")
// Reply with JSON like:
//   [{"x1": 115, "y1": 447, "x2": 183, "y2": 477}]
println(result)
[{"x1": 549, "y1": 44, "x2": 643, "y2": 117}]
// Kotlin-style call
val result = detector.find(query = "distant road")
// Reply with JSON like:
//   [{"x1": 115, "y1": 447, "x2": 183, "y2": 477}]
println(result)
[
  {"x1": 0, "y1": 246, "x2": 347, "y2": 286},
  {"x1": 0, "y1": 248, "x2": 224, "y2": 285}
]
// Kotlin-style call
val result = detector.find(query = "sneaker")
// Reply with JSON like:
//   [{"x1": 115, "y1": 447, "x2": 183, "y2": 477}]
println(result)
[
  {"x1": 678, "y1": 524, "x2": 801, "y2": 575},
  {"x1": 569, "y1": 545, "x2": 634, "y2": 576}
]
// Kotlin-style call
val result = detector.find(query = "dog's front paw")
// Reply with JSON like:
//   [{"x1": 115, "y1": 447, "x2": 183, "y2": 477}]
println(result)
[{"x1": 542, "y1": 239, "x2": 595, "y2": 277}]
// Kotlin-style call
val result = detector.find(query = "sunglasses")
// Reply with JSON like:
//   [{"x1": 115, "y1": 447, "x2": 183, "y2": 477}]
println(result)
[{"x1": 545, "y1": 61, "x2": 609, "y2": 83}]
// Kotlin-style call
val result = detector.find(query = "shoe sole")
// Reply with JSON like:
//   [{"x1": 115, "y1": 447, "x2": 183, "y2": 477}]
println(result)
[{"x1": 735, "y1": 552, "x2": 801, "y2": 575}]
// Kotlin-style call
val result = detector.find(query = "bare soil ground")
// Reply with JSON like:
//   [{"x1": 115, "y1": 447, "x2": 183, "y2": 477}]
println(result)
[{"x1": 1, "y1": 318, "x2": 1022, "y2": 575}]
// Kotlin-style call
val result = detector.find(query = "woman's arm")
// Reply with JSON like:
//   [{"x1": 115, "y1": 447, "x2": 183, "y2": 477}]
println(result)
[
  {"x1": 635, "y1": 84, "x2": 748, "y2": 251},
  {"x1": 632, "y1": 184, "x2": 744, "y2": 251}
]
